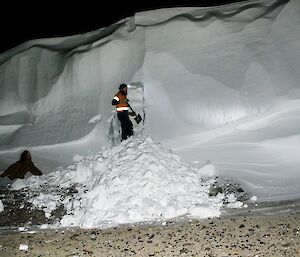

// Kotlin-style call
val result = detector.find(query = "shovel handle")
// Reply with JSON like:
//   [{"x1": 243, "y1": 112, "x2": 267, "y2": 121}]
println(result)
[{"x1": 128, "y1": 103, "x2": 135, "y2": 113}]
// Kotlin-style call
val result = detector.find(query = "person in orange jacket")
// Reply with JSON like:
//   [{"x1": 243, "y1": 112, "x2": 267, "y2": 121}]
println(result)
[
  {"x1": 0, "y1": 150, "x2": 42, "y2": 180},
  {"x1": 112, "y1": 84, "x2": 135, "y2": 141}
]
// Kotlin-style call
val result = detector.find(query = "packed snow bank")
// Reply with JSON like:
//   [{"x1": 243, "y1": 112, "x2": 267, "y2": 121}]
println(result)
[{"x1": 12, "y1": 135, "x2": 242, "y2": 229}]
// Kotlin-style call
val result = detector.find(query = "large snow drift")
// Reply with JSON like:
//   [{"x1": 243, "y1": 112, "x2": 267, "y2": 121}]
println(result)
[{"x1": 1, "y1": 0, "x2": 300, "y2": 206}]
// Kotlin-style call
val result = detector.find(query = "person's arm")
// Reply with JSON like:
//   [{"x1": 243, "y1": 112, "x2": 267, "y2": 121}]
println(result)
[
  {"x1": 0, "y1": 163, "x2": 15, "y2": 178},
  {"x1": 112, "y1": 95, "x2": 120, "y2": 105},
  {"x1": 29, "y1": 162, "x2": 42, "y2": 176}
]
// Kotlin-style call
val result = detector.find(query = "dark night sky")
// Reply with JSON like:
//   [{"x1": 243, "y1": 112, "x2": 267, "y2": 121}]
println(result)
[{"x1": 0, "y1": 0, "x2": 246, "y2": 54}]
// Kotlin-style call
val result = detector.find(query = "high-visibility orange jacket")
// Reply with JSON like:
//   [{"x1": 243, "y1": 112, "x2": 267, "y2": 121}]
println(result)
[{"x1": 112, "y1": 91, "x2": 129, "y2": 112}]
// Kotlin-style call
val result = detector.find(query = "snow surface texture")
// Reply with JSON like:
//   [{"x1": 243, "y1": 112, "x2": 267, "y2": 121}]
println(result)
[
  {"x1": 11, "y1": 135, "x2": 241, "y2": 229},
  {"x1": 0, "y1": 200, "x2": 4, "y2": 213},
  {"x1": 1, "y1": 0, "x2": 300, "y2": 204}
]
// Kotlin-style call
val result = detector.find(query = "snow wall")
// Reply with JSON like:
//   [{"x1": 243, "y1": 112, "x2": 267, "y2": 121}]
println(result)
[{"x1": 1, "y1": 0, "x2": 300, "y2": 201}]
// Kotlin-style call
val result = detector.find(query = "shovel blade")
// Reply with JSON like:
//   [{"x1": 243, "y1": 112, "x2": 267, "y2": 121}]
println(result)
[{"x1": 134, "y1": 114, "x2": 142, "y2": 124}]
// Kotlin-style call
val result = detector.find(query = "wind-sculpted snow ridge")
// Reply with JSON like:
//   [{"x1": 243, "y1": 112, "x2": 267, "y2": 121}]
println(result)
[
  {"x1": 0, "y1": 0, "x2": 292, "y2": 151},
  {"x1": 135, "y1": 0, "x2": 289, "y2": 26},
  {"x1": 0, "y1": 22, "x2": 127, "y2": 65},
  {"x1": 11, "y1": 135, "x2": 243, "y2": 229}
]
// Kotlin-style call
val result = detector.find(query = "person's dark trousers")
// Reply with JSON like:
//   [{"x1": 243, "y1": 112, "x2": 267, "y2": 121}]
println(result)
[{"x1": 117, "y1": 111, "x2": 133, "y2": 141}]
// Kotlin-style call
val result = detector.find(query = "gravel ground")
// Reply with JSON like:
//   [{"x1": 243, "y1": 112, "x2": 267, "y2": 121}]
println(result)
[
  {"x1": 0, "y1": 213, "x2": 299, "y2": 256},
  {"x1": 0, "y1": 177, "x2": 249, "y2": 229},
  {"x1": 0, "y1": 180, "x2": 299, "y2": 256}
]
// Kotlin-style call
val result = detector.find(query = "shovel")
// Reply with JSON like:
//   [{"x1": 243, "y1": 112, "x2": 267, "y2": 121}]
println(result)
[{"x1": 128, "y1": 104, "x2": 142, "y2": 124}]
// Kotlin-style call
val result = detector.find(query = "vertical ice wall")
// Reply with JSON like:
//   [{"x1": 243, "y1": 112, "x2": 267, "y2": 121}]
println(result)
[
  {"x1": 1, "y1": 0, "x2": 300, "y2": 174},
  {"x1": 0, "y1": 21, "x2": 145, "y2": 150},
  {"x1": 134, "y1": 0, "x2": 300, "y2": 140}
]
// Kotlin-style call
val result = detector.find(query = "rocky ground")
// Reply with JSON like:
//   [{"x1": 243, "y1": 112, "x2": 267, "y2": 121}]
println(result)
[
  {"x1": 0, "y1": 177, "x2": 248, "y2": 229},
  {"x1": 0, "y1": 184, "x2": 74, "y2": 228},
  {"x1": 0, "y1": 178, "x2": 299, "y2": 256},
  {"x1": 0, "y1": 213, "x2": 299, "y2": 256}
]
